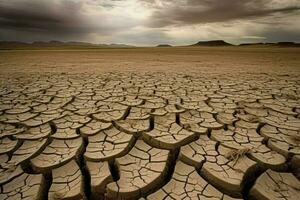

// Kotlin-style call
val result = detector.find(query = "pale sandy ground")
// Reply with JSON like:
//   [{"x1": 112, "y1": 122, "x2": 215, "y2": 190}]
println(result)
[
  {"x1": 0, "y1": 47, "x2": 300, "y2": 200},
  {"x1": 0, "y1": 47, "x2": 300, "y2": 74}
]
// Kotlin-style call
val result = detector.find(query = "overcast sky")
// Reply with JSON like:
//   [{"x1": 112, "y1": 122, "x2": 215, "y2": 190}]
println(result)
[{"x1": 0, "y1": 0, "x2": 299, "y2": 45}]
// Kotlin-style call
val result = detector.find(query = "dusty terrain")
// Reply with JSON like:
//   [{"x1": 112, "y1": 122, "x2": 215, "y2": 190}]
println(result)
[
  {"x1": 0, "y1": 47, "x2": 300, "y2": 200},
  {"x1": 1, "y1": 47, "x2": 300, "y2": 74}
]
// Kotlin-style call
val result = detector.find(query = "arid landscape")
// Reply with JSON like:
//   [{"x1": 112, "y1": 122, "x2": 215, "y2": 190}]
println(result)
[
  {"x1": 0, "y1": 46, "x2": 300, "y2": 200},
  {"x1": 1, "y1": 0, "x2": 300, "y2": 199}
]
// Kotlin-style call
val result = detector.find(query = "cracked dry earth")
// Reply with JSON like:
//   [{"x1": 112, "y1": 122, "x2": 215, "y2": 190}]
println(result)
[{"x1": 0, "y1": 72, "x2": 300, "y2": 200}]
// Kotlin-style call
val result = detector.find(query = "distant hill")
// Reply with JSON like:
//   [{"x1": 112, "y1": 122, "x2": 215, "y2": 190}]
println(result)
[
  {"x1": 239, "y1": 42, "x2": 300, "y2": 47},
  {"x1": 156, "y1": 44, "x2": 172, "y2": 47},
  {"x1": 276, "y1": 42, "x2": 300, "y2": 47},
  {"x1": 32, "y1": 41, "x2": 96, "y2": 46},
  {"x1": 239, "y1": 42, "x2": 266, "y2": 46},
  {"x1": 191, "y1": 40, "x2": 233, "y2": 46},
  {"x1": 1, "y1": 40, "x2": 299, "y2": 49},
  {"x1": 0, "y1": 41, "x2": 135, "y2": 49},
  {"x1": 0, "y1": 41, "x2": 29, "y2": 48}
]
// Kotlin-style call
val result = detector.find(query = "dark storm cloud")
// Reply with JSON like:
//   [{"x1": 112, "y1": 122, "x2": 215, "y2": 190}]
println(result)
[
  {"x1": 146, "y1": 0, "x2": 300, "y2": 27},
  {"x1": 0, "y1": 0, "x2": 299, "y2": 44},
  {"x1": 0, "y1": 0, "x2": 135, "y2": 42},
  {"x1": 0, "y1": 0, "x2": 92, "y2": 34}
]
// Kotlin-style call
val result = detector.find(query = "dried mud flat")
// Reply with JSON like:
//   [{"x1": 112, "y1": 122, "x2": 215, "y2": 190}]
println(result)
[{"x1": 0, "y1": 48, "x2": 300, "y2": 200}]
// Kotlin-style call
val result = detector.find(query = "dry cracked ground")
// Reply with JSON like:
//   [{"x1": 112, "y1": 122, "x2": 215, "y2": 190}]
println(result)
[{"x1": 0, "y1": 48, "x2": 300, "y2": 200}]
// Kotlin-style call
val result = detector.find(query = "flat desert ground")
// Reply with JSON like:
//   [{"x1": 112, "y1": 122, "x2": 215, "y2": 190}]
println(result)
[{"x1": 0, "y1": 47, "x2": 300, "y2": 200}]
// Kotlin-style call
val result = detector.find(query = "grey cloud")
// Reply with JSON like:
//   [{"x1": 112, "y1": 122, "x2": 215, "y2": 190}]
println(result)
[
  {"x1": 0, "y1": 0, "x2": 135, "y2": 42},
  {"x1": 146, "y1": 0, "x2": 300, "y2": 27},
  {"x1": 255, "y1": 27, "x2": 300, "y2": 42},
  {"x1": 0, "y1": 0, "x2": 299, "y2": 44},
  {"x1": 0, "y1": 0, "x2": 91, "y2": 33}
]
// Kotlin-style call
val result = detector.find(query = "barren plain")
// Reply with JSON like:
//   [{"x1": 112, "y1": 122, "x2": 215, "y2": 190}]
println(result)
[{"x1": 0, "y1": 47, "x2": 300, "y2": 200}]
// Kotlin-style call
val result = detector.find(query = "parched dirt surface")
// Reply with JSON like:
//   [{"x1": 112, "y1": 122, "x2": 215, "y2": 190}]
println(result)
[{"x1": 0, "y1": 47, "x2": 300, "y2": 200}]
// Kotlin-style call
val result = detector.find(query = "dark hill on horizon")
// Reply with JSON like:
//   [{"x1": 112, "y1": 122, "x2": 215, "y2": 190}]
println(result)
[
  {"x1": 0, "y1": 41, "x2": 135, "y2": 49},
  {"x1": 239, "y1": 42, "x2": 300, "y2": 47},
  {"x1": 191, "y1": 40, "x2": 233, "y2": 46},
  {"x1": 1, "y1": 40, "x2": 299, "y2": 49},
  {"x1": 156, "y1": 44, "x2": 172, "y2": 47}
]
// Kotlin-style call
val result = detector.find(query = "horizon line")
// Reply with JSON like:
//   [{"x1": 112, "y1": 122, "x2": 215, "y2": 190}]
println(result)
[{"x1": 0, "y1": 40, "x2": 299, "y2": 48}]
